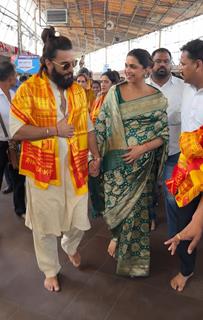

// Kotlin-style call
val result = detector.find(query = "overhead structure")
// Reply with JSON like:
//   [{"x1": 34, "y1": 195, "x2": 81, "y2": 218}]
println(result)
[{"x1": 35, "y1": 0, "x2": 203, "y2": 55}]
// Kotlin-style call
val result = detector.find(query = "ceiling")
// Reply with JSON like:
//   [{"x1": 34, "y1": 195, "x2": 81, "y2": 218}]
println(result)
[{"x1": 35, "y1": 0, "x2": 203, "y2": 56}]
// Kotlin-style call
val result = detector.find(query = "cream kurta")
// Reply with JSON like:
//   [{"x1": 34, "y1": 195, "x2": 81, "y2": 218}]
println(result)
[{"x1": 10, "y1": 80, "x2": 92, "y2": 236}]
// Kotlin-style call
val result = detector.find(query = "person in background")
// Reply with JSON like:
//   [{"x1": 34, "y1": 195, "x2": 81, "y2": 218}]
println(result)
[
  {"x1": 0, "y1": 61, "x2": 26, "y2": 218},
  {"x1": 19, "y1": 74, "x2": 28, "y2": 82},
  {"x1": 164, "y1": 39, "x2": 203, "y2": 292},
  {"x1": 0, "y1": 62, "x2": 16, "y2": 191},
  {"x1": 92, "y1": 80, "x2": 101, "y2": 97},
  {"x1": 2, "y1": 72, "x2": 22, "y2": 195},
  {"x1": 89, "y1": 70, "x2": 120, "y2": 218},
  {"x1": 2, "y1": 73, "x2": 27, "y2": 195},
  {"x1": 90, "y1": 49, "x2": 168, "y2": 277},
  {"x1": 77, "y1": 68, "x2": 95, "y2": 112},
  {"x1": 149, "y1": 48, "x2": 185, "y2": 232},
  {"x1": 90, "y1": 70, "x2": 120, "y2": 124},
  {"x1": 76, "y1": 73, "x2": 88, "y2": 90},
  {"x1": 9, "y1": 26, "x2": 100, "y2": 292},
  {"x1": 2, "y1": 164, "x2": 13, "y2": 194}
]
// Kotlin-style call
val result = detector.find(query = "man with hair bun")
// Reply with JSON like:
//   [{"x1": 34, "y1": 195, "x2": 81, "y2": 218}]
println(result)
[{"x1": 9, "y1": 27, "x2": 100, "y2": 292}]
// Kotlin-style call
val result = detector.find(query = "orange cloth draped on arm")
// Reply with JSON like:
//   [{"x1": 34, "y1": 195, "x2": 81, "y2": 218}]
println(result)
[
  {"x1": 166, "y1": 126, "x2": 203, "y2": 207},
  {"x1": 90, "y1": 94, "x2": 106, "y2": 124},
  {"x1": 10, "y1": 72, "x2": 88, "y2": 195}
]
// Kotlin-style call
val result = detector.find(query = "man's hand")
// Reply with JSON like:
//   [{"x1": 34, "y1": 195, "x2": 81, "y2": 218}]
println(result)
[
  {"x1": 122, "y1": 145, "x2": 145, "y2": 164},
  {"x1": 89, "y1": 158, "x2": 101, "y2": 177},
  {"x1": 164, "y1": 219, "x2": 203, "y2": 255},
  {"x1": 9, "y1": 149, "x2": 19, "y2": 169},
  {"x1": 57, "y1": 117, "x2": 74, "y2": 138}
]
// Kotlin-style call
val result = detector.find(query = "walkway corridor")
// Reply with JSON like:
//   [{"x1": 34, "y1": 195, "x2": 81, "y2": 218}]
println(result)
[{"x1": 0, "y1": 192, "x2": 203, "y2": 320}]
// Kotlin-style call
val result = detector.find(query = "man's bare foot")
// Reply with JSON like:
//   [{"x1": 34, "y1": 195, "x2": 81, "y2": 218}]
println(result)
[
  {"x1": 68, "y1": 251, "x2": 81, "y2": 268},
  {"x1": 108, "y1": 239, "x2": 117, "y2": 258},
  {"x1": 170, "y1": 272, "x2": 194, "y2": 292},
  {"x1": 44, "y1": 276, "x2": 60, "y2": 292}
]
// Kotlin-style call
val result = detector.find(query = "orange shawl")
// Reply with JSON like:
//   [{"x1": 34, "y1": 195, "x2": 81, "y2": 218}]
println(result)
[
  {"x1": 86, "y1": 87, "x2": 95, "y2": 113},
  {"x1": 90, "y1": 94, "x2": 106, "y2": 124},
  {"x1": 166, "y1": 126, "x2": 203, "y2": 207},
  {"x1": 11, "y1": 72, "x2": 88, "y2": 195}
]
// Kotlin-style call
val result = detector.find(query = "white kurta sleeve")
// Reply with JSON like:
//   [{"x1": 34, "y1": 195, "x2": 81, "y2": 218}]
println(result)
[{"x1": 9, "y1": 113, "x2": 25, "y2": 138}]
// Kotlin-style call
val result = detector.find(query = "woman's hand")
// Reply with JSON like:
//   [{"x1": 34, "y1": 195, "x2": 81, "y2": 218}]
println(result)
[
  {"x1": 122, "y1": 145, "x2": 146, "y2": 164},
  {"x1": 57, "y1": 117, "x2": 74, "y2": 138}
]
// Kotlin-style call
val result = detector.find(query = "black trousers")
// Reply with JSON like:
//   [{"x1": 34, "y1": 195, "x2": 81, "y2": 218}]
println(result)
[
  {"x1": 176, "y1": 194, "x2": 201, "y2": 276},
  {"x1": 4, "y1": 163, "x2": 13, "y2": 189},
  {"x1": 0, "y1": 141, "x2": 25, "y2": 216},
  {"x1": 0, "y1": 141, "x2": 9, "y2": 190},
  {"x1": 9, "y1": 165, "x2": 26, "y2": 216}
]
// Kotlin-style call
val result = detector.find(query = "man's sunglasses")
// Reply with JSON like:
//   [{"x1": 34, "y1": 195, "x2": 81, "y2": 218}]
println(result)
[{"x1": 52, "y1": 60, "x2": 76, "y2": 70}]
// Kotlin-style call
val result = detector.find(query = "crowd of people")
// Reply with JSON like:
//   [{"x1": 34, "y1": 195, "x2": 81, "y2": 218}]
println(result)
[{"x1": 0, "y1": 25, "x2": 203, "y2": 293}]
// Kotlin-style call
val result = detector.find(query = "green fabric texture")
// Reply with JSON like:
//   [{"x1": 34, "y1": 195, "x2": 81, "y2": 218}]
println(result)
[{"x1": 95, "y1": 84, "x2": 169, "y2": 277}]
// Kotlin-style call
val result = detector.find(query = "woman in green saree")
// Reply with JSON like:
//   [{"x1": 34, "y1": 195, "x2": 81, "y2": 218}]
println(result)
[{"x1": 91, "y1": 49, "x2": 168, "y2": 277}]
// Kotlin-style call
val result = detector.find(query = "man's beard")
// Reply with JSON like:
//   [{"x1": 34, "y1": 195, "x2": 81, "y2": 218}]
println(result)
[
  {"x1": 51, "y1": 66, "x2": 74, "y2": 89},
  {"x1": 153, "y1": 67, "x2": 170, "y2": 79}
]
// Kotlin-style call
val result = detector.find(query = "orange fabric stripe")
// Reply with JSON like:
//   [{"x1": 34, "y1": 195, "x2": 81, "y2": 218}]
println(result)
[
  {"x1": 166, "y1": 126, "x2": 203, "y2": 207},
  {"x1": 12, "y1": 72, "x2": 88, "y2": 193},
  {"x1": 90, "y1": 94, "x2": 105, "y2": 124}
]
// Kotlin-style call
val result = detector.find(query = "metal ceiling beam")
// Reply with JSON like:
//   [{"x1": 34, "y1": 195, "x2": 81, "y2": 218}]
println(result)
[
  {"x1": 103, "y1": 0, "x2": 108, "y2": 44},
  {"x1": 133, "y1": 0, "x2": 161, "y2": 39},
  {"x1": 171, "y1": 0, "x2": 203, "y2": 25},
  {"x1": 111, "y1": 0, "x2": 125, "y2": 45},
  {"x1": 73, "y1": 0, "x2": 87, "y2": 51},
  {"x1": 87, "y1": 0, "x2": 96, "y2": 50},
  {"x1": 124, "y1": 1, "x2": 142, "y2": 40}
]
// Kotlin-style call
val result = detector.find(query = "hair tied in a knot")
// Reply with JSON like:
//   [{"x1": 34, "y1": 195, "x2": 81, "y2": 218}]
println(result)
[{"x1": 41, "y1": 26, "x2": 56, "y2": 44}]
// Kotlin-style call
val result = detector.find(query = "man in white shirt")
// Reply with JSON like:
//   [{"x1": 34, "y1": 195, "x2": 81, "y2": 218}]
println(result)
[
  {"x1": 149, "y1": 48, "x2": 185, "y2": 234},
  {"x1": 0, "y1": 61, "x2": 16, "y2": 189},
  {"x1": 0, "y1": 61, "x2": 26, "y2": 217},
  {"x1": 164, "y1": 39, "x2": 203, "y2": 292}
]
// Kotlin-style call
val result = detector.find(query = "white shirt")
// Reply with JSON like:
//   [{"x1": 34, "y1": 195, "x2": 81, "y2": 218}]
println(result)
[
  {"x1": 0, "y1": 88, "x2": 15, "y2": 141},
  {"x1": 148, "y1": 75, "x2": 184, "y2": 156},
  {"x1": 181, "y1": 84, "x2": 203, "y2": 132}
]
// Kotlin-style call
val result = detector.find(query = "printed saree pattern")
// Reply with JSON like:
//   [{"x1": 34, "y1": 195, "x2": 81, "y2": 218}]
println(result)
[{"x1": 95, "y1": 85, "x2": 168, "y2": 276}]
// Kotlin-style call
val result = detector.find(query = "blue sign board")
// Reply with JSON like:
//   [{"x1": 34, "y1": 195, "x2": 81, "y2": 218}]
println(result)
[{"x1": 15, "y1": 55, "x2": 40, "y2": 74}]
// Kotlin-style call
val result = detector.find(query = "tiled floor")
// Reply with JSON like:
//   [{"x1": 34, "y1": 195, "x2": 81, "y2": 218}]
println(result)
[{"x1": 0, "y1": 191, "x2": 203, "y2": 320}]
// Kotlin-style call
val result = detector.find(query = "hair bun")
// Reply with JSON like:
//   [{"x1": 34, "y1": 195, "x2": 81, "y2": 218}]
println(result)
[{"x1": 41, "y1": 26, "x2": 55, "y2": 44}]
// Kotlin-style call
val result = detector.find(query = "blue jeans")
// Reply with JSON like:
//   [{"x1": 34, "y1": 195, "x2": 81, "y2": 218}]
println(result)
[{"x1": 162, "y1": 153, "x2": 180, "y2": 237}]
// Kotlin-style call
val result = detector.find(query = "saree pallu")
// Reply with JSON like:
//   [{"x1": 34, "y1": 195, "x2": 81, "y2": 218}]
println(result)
[{"x1": 95, "y1": 85, "x2": 168, "y2": 277}]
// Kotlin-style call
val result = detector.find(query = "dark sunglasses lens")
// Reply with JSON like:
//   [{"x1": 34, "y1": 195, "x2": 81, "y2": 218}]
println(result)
[{"x1": 63, "y1": 63, "x2": 71, "y2": 70}]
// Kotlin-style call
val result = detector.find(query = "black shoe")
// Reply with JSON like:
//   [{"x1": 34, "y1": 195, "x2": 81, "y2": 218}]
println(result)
[{"x1": 2, "y1": 186, "x2": 13, "y2": 194}]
